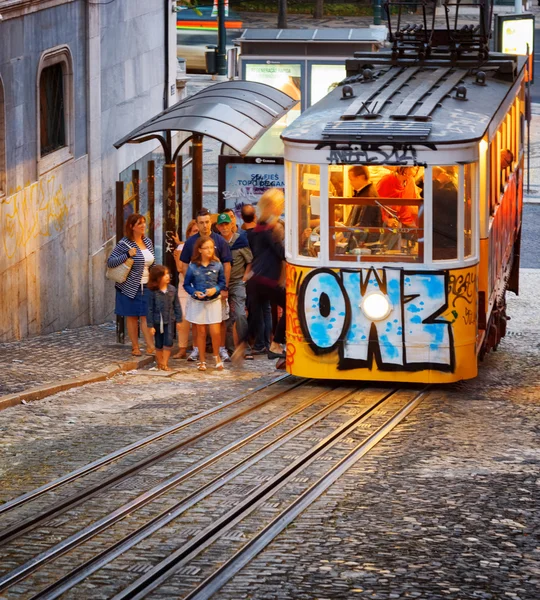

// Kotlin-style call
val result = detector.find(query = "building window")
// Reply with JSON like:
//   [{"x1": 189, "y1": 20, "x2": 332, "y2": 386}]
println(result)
[
  {"x1": 37, "y1": 46, "x2": 73, "y2": 174},
  {"x1": 0, "y1": 76, "x2": 5, "y2": 197},
  {"x1": 40, "y1": 64, "x2": 66, "y2": 156}
]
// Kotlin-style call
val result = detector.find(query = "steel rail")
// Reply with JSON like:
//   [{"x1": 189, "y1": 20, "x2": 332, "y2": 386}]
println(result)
[
  {"x1": 0, "y1": 377, "x2": 304, "y2": 547},
  {"x1": 0, "y1": 380, "x2": 324, "y2": 592},
  {"x1": 0, "y1": 374, "x2": 290, "y2": 517},
  {"x1": 31, "y1": 387, "x2": 360, "y2": 600},
  {"x1": 112, "y1": 388, "x2": 403, "y2": 600},
  {"x1": 185, "y1": 388, "x2": 428, "y2": 600}
]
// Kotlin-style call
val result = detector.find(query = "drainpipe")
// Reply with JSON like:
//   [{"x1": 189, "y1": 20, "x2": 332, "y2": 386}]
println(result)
[{"x1": 163, "y1": 0, "x2": 170, "y2": 111}]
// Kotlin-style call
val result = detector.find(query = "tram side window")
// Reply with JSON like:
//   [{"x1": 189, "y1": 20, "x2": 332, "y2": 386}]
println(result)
[
  {"x1": 328, "y1": 165, "x2": 424, "y2": 263},
  {"x1": 298, "y1": 164, "x2": 321, "y2": 257},
  {"x1": 464, "y1": 164, "x2": 473, "y2": 258},
  {"x1": 432, "y1": 166, "x2": 458, "y2": 261}
]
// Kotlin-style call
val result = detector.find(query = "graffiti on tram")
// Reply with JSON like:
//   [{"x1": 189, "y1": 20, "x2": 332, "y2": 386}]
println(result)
[
  {"x1": 298, "y1": 267, "x2": 456, "y2": 372},
  {"x1": 314, "y1": 141, "x2": 437, "y2": 166}
]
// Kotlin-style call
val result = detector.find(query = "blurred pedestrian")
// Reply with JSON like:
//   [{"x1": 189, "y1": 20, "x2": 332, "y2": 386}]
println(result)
[
  {"x1": 240, "y1": 203, "x2": 270, "y2": 353},
  {"x1": 216, "y1": 212, "x2": 253, "y2": 359},
  {"x1": 172, "y1": 219, "x2": 199, "y2": 359},
  {"x1": 233, "y1": 189, "x2": 287, "y2": 366},
  {"x1": 107, "y1": 213, "x2": 155, "y2": 356},
  {"x1": 147, "y1": 265, "x2": 183, "y2": 371},
  {"x1": 184, "y1": 237, "x2": 227, "y2": 372},
  {"x1": 179, "y1": 208, "x2": 232, "y2": 363}
]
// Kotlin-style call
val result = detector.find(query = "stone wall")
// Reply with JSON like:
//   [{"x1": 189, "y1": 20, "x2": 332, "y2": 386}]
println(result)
[
  {"x1": 0, "y1": 157, "x2": 89, "y2": 341},
  {"x1": 0, "y1": 0, "x2": 177, "y2": 340}
]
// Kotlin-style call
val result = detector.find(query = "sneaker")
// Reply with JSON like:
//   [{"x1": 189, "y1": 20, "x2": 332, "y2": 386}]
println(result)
[
  {"x1": 219, "y1": 347, "x2": 231, "y2": 362},
  {"x1": 187, "y1": 348, "x2": 199, "y2": 362}
]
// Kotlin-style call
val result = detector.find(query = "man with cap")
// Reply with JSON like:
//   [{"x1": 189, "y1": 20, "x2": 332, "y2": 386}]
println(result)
[{"x1": 216, "y1": 212, "x2": 253, "y2": 359}]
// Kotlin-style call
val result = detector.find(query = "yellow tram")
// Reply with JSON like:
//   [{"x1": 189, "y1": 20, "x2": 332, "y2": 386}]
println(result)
[{"x1": 280, "y1": 7, "x2": 527, "y2": 383}]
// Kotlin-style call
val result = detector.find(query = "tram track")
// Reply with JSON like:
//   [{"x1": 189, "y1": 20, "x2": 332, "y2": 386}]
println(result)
[
  {"x1": 0, "y1": 383, "x2": 339, "y2": 591},
  {"x1": 0, "y1": 374, "x2": 301, "y2": 545},
  {"x1": 27, "y1": 387, "x2": 360, "y2": 600},
  {"x1": 0, "y1": 384, "x2": 427, "y2": 599},
  {"x1": 109, "y1": 387, "x2": 426, "y2": 600}
]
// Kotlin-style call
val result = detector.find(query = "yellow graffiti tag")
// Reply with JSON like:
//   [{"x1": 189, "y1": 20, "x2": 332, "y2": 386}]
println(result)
[{"x1": 1, "y1": 175, "x2": 69, "y2": 259}]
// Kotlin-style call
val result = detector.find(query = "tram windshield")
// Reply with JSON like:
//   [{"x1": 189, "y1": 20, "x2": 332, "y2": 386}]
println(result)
[
  {"x1": 296, "y1": 163, "x2": 475, "y2": 263},
  {"x1": 327, "y1": 165, "x2": 424, "y2": 263}
]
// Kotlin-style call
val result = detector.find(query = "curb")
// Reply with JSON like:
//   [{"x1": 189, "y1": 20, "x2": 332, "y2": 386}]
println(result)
[{"x1": 0, "y1": 356, "x2": 155, "y2": 412}]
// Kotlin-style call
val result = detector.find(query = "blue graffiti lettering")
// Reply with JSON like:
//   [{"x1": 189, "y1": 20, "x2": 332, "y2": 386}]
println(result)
[{"x1": 299, "y1": 267, "x2": 454, "y2": 372}]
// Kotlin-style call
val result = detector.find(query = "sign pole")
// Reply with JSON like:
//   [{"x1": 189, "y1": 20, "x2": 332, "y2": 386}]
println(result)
[{"x1": 217, "y1": 0, "x2": 226, "y2": 75}]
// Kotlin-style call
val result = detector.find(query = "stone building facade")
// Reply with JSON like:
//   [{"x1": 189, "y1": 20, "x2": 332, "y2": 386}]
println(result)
[{"x1": 0, "y1": 0, "x2": 178, "y2": 341}]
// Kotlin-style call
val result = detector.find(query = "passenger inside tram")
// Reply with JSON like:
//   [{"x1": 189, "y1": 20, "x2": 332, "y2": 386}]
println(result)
[
  {"x1": 376, "y1": 166, "x2": 420, "y2": 229},
  {"x1": 329, "y1": 165, "x2": 423, "y2": 260},
  {"x1": 297, "y1": 163, "x2": 425, "y2": 261},
  {"x1": 432, "y1": 166, "x2": 458, "y2": 261},
  {"x1": 344, "y1": 166, "x2": 383, "y2": 246}
]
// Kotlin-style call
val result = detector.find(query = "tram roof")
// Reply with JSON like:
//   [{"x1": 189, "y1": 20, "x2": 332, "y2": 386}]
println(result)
[{"x1": 281, "y1": 54, "x2": 528, "y2": 146}]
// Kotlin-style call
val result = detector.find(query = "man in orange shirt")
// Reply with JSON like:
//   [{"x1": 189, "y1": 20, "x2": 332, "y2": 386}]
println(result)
[{"x1": 376, "y1": 166, "x2": 419, "y2": 228}]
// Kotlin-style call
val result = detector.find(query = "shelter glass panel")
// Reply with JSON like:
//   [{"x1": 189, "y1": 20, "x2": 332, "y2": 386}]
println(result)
[
  {"x1": 298, "y1": 164, "x2": 321, "y2": 258},
  {"x1": 464, "y1": 164, "x2": 473, "y2": 258},
  {"x1": 245, "y1": 62, "x2": 302, "y2": 126},
  {"x1": 310, "y1": 64, "x2": 346, "y2": 105},
  {"x1": 328, "y1": 165, "x2": 424, "y2": 263},
  {"x1": 432, "y1": 165, "x2": 459, "y2": 261}
]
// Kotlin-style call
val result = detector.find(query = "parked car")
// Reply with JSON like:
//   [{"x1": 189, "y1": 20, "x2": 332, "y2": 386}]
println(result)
[{"x1": 177, "y1": 5, "x2": 243, "y2": 72}]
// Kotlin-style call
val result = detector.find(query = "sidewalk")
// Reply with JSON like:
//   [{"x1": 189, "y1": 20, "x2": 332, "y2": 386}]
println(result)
[
  {"x1": 0, "y1": 324, "x2": 153, "y2": 411},
  {"x1": 237, "y1": 3, "x2": 540, "y2": 29}
]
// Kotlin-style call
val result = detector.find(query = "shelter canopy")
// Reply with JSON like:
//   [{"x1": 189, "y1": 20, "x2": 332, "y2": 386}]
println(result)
[{"x1": 114, "y1": 80, "x2": 297, "y2": 158}]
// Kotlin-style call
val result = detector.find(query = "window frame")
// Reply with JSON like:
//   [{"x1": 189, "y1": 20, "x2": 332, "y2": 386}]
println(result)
[
  {"x1": 37, "y1": 45, "x2": 74, "y2": 176},
  {"x1": 294, "y1": 162, "x2": 325, "y2": 263}
]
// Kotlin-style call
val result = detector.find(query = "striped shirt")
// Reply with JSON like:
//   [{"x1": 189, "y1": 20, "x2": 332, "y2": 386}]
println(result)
[{"x1": 107, "y1": 236, "x2": 155, "y2": 298}]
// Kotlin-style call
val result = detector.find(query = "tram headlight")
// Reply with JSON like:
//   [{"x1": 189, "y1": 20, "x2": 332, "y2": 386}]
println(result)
[{"x1": 361, "y1": 292, "x2": 392, "y2": 321}]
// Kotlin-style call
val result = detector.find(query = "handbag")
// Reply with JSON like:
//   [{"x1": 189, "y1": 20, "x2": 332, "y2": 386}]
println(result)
[{"x1": 106, "y1": 241, "x2": 134, "y2": 284}]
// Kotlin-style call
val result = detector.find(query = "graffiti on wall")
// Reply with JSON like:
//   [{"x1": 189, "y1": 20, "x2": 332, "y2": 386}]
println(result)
[
  {"x1": 298, "y1": 266, "x2": 455, "y2": 372},
  {"x1": 1, "y1": 175, "x2": 69, "y2": 259}
]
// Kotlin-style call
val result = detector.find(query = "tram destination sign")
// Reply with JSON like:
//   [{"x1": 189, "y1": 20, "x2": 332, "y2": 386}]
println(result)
[{"x1": 315, "y1": 141, "x2": 437, "y2": 166}]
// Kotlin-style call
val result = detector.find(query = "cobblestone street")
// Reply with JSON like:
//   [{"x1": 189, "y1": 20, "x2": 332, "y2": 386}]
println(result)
[{"x1": 0, "y1": 271, "x2": 538, "y2": 599}]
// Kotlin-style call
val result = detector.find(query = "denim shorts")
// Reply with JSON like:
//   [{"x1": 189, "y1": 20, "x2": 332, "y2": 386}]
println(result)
[{"x1": 154, "y1": 323, "x2": 174, "y2": 349}]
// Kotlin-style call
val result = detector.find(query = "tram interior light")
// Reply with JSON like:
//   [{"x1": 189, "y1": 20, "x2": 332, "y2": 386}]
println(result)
[{"x1": 361, "y1": 292, "x2": 392, "y2": 321}]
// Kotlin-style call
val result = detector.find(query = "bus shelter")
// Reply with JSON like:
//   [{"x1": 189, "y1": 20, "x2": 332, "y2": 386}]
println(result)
[{"x1": 113, "y1": 80, "x2": 296, "y2": 340}]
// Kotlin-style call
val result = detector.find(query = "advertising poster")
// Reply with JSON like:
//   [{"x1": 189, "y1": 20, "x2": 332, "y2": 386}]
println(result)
[
  {"x1": 501, "y1": 17, "x2": 534, "y2": 56},
  {"x1": 219, "y1": 157, "x2": 285, "y2": 217},
  {"x1": 310, "y1": 64, "x2": 347, "y2": 105},
  {"x1": 496, "y1": 14, "x2": 535, "y2": 81},
  {"x1": 245, "y1": 63, "x2": 302, "y2": 124}
]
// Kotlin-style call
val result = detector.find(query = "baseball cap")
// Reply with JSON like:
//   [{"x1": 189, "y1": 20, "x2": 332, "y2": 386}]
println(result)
[{"x1": 217, "y1": 213, "x2": 232, "y2": 225}]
